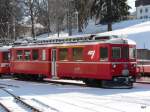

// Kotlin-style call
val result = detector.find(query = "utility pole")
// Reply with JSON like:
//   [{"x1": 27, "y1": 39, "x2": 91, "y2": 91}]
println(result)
[
  {"x1": 75, "y1": 10, "x2": 79, "y2": 32},
  {"x1": 12, "y1": 0, "x2": 16, "y2": 40},
  {"x1": 68, "y1": 0, "x2": 74, "y2": 36},
  {"x1": 47, "y1": 0, "x2": 51, "y2": 36}
]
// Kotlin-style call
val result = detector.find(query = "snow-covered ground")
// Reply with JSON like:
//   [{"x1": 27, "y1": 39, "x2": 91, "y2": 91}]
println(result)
[{"x1": 1, "y1": 79, "x2": 150, "y2": 112}]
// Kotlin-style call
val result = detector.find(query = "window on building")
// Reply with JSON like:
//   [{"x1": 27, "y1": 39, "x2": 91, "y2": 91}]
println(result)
[
  {"x1": 73, "y1": 48, "x2": 83, "y2": 60},
  {"x1": 25, "y1": 50, "x2": 31, "y2": 60},
  {"x1": 16, "y1": 50, "x2": 23, "y2": 60},
  {"x1": 140, "y1": 9, "x2": 143, "y2": 14},
  {"x1": 3, "y1": 52, "x2": 9, "y2": 61},
  {"x1": 145, "y1": 8, "x2": 148, "y2": 13},
  {"x1": 100, "y1": 47, "x2": 108, "y2": 60},
  {"x1": 145, "y1": 16, "x2": 148, "y2": 19},
  {"x1": 112, "y1": 47, "x2": 121, "y2": 59},
  {"x1": 42, "y1": 49, "x2": 46, "y2": 60},
  {"x1": 59, "y1": 48, "x2": 68, "y2": 60},
  {"x1": 32, "y1": 50, "x2": 39, "y2": 60}
]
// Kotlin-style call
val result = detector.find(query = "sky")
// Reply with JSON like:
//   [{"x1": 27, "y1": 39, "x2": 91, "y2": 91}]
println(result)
[{"x1": 128, "y1": 0, "x2": 136, "y2": 12}]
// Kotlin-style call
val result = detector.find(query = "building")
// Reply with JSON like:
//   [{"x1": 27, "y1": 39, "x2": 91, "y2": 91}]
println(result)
[{"x1": 135, "y1": 0, "x2": 150, "y2": 19}]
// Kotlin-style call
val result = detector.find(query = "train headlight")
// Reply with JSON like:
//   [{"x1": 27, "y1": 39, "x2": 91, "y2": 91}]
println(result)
[{"x1": 112, "y1": 64, "x2": 116, "y2": 68}]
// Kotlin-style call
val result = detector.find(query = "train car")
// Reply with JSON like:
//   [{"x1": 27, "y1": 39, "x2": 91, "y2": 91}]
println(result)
[
  {"x1": 10, "y1": 45, "x2": 53, "y2": 80},
  {"x1": 56, "y1": 36, "x2": 137, "y2": 88},
  {"x1": 0, "y1": 46, "x2": 11, "y2": 77},
  {"x1": 136, "y1": 49, "x2": 150, "y2": 77},
  {"x1": 10, "y1": 35, "x2": 137, "y2": 88}
]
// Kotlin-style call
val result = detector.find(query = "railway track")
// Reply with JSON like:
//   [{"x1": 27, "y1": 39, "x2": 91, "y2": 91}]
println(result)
[
  {"x1": 0, "y1": 83, "x2": 19, "y2": 88},
  {"x1": 15, "y1": 78, "x2": 134, "y2": 89},
  {"x1": 0, "y1": 102, "x2": 11, "y2": 112},
  {"x1": 135, "y1": 78, "x2": 150, "y2": 84},
  {"x1": 0, "y1": 88, "x2": 42, "y2": 112}
]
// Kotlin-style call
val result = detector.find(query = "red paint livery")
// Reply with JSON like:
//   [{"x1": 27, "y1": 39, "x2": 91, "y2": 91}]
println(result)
[
  {"x1": 9, "y1": 35, "x2": 137, "y2": 88},
  {"x1": 0, "y1": 47, "x2": 10, "y2": 76}
]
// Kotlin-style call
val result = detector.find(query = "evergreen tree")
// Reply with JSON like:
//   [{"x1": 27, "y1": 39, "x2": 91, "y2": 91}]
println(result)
[{"x1": 91, "y1": 0, "x2": 130, "y2": 31}]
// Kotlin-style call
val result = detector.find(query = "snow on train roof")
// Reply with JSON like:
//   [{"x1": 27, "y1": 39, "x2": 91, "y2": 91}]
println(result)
[
  {"x1": 0, "y1": 46, "x2": 11, "y2": 51},
  {"x1": 13, "y1": 36, "x2": 136, "y2": 49}
]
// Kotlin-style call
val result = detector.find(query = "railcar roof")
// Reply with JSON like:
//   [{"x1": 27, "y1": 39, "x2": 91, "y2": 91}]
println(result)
[
  {"x1": 0, "y1": 46, "x2": 12, "y2": 51},
  {"x1": 12, "y1": 37, "x2": 136, "y2": 49}
]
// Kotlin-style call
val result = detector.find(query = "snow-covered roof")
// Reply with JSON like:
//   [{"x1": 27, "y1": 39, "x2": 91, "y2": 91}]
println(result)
[
  {"x1": 0, "y1": 46, "x2": 11, "y2": 52},
  {"x1": 12, "y1": 37, "x2": 135, "y2": 49}
]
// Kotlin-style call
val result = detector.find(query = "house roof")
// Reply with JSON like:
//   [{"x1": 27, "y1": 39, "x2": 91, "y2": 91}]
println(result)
[{"x1": 135, "y1": 0, "x2": 150, "y2": 7}]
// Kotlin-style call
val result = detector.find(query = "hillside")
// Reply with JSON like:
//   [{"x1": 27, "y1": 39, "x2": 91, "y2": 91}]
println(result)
[{"x1": 37, "y1": 19, "x2": 150, "y2": 49}]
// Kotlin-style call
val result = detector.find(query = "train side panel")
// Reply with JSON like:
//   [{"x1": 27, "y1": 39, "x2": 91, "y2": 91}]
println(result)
[
  {"x1": 57, "y1": 44, "x2": 112, "y2": 80},
  {"x1": 0, "y1": 51, "x2": 10, "y2": 74},
  {"x1": 10, "y1": 48, "x2": 52, "y2": 78}
]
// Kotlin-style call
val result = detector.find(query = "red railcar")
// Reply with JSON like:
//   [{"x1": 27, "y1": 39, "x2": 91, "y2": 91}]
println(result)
[
  {"x1": 0, "y1": 46, "x2": 10, "y2": 76},
  {"x1": 10, "y1": 35, "x2": 137, "y2": 88},
  {"x1": 10, "y1": 46, "x2": 52, "y2": 79},
  {"x1": 136, "y1": 49, "x2": 150, "y2": 77}
]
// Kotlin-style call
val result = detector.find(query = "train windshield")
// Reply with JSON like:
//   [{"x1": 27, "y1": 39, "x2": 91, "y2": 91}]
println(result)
[
  {"x1": 112, "y1": 46, "x2": 136, "y2": 59},
  {"x1": 112, "y1": 47, "x2": 121, "y2": 59},
  {"x1": 122, "y1": 47, "x2": 129, "y2": 59}
]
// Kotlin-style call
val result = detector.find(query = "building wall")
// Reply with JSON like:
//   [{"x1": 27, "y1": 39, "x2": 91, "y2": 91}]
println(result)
[{"x1": 136, "y1": 5, "x2": 150, "y2": 19}]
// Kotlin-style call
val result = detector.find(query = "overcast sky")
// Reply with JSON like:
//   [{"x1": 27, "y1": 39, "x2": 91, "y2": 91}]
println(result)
[{"x1": 128, "y1": 0, "x2": 136, "y2": 12}]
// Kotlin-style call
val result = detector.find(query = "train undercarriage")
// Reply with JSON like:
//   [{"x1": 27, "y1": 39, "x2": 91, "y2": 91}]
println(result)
[{"x1": 83, "y1": 76, "x2": 136, "y2": 89}]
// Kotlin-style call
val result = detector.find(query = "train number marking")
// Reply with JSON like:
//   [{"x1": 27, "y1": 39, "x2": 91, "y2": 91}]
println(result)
[{"x1": 88, "y1": 50, "x2": 95, "y2": 59}]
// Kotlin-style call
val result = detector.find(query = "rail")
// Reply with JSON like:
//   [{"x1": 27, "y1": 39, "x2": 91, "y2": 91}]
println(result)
[
  {"x1": 1, "y1": 88, "x2": 42, "y2": 112},
  {"x1": 0, "y1": 102, "x2": 11, "y2": 112}
]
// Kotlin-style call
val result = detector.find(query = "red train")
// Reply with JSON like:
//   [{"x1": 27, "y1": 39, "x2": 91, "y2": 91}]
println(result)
[
  {"x1": 0, "y1": 35, "x2": 138, "y2": 88},
  {"x1": 0, "y1": 46, "x2": 10, "y2": 76}
]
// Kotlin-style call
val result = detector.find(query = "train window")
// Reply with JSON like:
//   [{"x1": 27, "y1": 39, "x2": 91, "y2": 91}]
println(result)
[
  {"x1": 112, "y1": 47, "x2": 121, "y2": 59},
  {"x1": 25, "y1": 50, "x2": 31, "y2": 60},
  {"x1": 32, "y1": 50, "x2": 39, "y2": 60},
  {"x1": 59, "y1": 48, "x2": 68, "y2": 60},
  {"x1": 3, "y1": 52, "x2": 9, "y2": 61},
  {"x1": 42, "y1": 49, "x2": 46, "y2": 60},
  {"x1": 73, "y1": 48, "x2": 83, "y2": 60},
  {"x1": 122, "y1": 47, "x2": 129, "y2": 59},
  {"x1": 129, "y1": 48, "x2": 136, "y2": 59},
  {"x1": 16, "y1": 50, "x2": 23, "y2": 60},
  {"x1": 100, "y1": 47, "x2": 108, "y2": 60}
]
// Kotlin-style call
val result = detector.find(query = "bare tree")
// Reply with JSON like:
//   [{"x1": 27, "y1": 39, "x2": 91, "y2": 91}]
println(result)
[{"x1": 23, "y1": 0, "x2": 39, "y2": 38}]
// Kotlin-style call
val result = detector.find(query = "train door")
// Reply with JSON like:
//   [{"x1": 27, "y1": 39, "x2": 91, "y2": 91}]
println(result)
[{"x1": 51, "y1": 49, "x2": 57, "y2": 79}]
